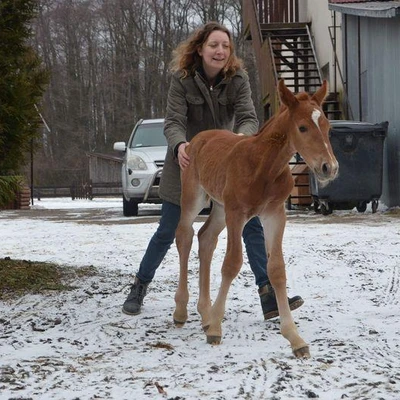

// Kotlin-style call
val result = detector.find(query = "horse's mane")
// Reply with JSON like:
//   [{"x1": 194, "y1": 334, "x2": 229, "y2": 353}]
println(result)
[
  {"x1": 254, "y1": 116, "x2": 274, "y2": 136},
  {"x1": 254, "y1": 92, "x2": 312, "y2": 137}
]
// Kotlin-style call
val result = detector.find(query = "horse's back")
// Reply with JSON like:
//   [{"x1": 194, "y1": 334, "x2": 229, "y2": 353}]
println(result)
[
  {"x1": 186, "y1": 129, "x2": 244, "y2": 202},
  {"x1": 188, "y1": 129, "x2": 244, "y2": 161}
]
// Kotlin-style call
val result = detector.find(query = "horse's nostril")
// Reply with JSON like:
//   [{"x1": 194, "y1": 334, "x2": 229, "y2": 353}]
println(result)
[{"x1": 322, "y1": 163, "x2": 329, "y2": 175}]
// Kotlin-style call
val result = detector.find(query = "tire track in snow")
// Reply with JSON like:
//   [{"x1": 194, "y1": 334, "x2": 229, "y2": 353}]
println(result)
[{"x1": 384, "y1": 265, "x2": 400, "y2": 305}]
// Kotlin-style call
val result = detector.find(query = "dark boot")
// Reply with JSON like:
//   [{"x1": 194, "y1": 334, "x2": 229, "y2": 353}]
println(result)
[
  {"x1": 259, "y1": 284, "x2": 304, "y2": 320},
  {"x1": 122, "y1": 277, "x2": 150, "y2": 315}
]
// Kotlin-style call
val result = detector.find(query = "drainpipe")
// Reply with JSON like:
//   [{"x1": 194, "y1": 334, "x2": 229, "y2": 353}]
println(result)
[
  {"x1": 358, "y1": 16, "x2": 362, "y2": 120},
  {"x1": 333, "y1": 12, "x2": 337, "y2": 93},
  {"x1": 344, "y1": 14, "x2": 349, "y2": 119}
]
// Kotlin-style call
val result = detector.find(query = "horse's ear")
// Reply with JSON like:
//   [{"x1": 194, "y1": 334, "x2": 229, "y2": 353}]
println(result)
[
  {"x1": 278, "y1": 79, "x2": 298, "y2": 109},
  {"x1": 312, "y1": 80, "x2": 329, "y2": 106}
]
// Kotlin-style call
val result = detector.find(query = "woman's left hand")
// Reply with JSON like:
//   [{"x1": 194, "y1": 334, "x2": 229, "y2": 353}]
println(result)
[{"x1": 177, "y1": 142, "x2": 190, "y2": 169}]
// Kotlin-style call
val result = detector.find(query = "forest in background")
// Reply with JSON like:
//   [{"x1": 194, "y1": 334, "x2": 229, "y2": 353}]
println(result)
[{"x1": 28, "y1": 0, "x2": 262, "y2": 187}]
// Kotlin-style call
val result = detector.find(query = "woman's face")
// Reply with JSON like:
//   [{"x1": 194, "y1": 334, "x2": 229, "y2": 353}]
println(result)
[{"x1": 198, "y1": 30, "x2": 231, "y2": 79}]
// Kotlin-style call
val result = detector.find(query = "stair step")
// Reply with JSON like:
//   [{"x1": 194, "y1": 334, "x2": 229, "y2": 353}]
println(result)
[
  {"x1": 266, "y1": 33, "x2": 308, "y2": 38},
  {"x1": 271, "y1": 41, "x2": 312, "y2": 46},
  {"x1": 277, "y1": 75, "x2": 321, "y2": 80},
  {"x1": 270, "y1": 36, "x2": 309, "y2": 41},
  {"x1": 271, "y1": 40, "x2": 311, "y2": 46},
  {"x1": 273, "y1": 47, "x2": 314, "y2": 52},
  {"x1": 260, "y1": 28, "x2": 308, "y2": 36},
  {"x1": 276, "y1": 69, "x2": 319, "y2": 73},
  {"x1": 324, "y1": 108, "x2": 342, "y2": 115},
  {"x1": 276, "y1": 72, "x2": 320, "y2": 77},
  {"x1": 274, "y1": 51, "x2": 315, "y2": 56},
  {"x1": 325, "y1": 113, "x2": 343, "y2": 118},
  {"x1": 261, "y1": 29, "x2": 308, "y2": 35},
  {"x1": 259, "y1": 22, "x2": 309, "y2": 30},
  {"x1": 274, "y1": 51, "x2": 315, "y2": 57},
  {"x1": 273, "y1": 54, "x2": 317, "y2": 65},
  {"x1": 276, "y1": 64, "x2": 318, "y2": 69},
  {"x1": 286, "y1": 83, "x2": 320, "y2": 88},
  {"x1": 276, "y1": 65, "x2": 319, "y2": 70},
  {"x1": 267, "y1": 32, "x2": 308, "y2": 37},
  {"x1": 276, "y1": 61, "x2": 317, "y2": 65}
]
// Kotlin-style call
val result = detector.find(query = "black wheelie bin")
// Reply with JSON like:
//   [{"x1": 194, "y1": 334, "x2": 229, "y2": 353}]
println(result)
[{"x1": 310, "y1": 120, "x2": 388, "y2": 215}]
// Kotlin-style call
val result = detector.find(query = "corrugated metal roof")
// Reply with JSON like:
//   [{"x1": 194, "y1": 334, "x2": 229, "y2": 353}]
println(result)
[
  {"x1": 330, "y1": 0, "x2": 392, "y2": 3},
  {"x1": 328, "y1": 1, "x2": 400, "y2": 17},
  {"x1": 330, "y1": 0, "x2": 380, "y2": 3}
]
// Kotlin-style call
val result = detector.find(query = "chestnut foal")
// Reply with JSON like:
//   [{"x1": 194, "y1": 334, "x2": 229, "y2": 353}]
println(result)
[{"x1": 173, "y1": 80, "x2": 338, "y2": 358}]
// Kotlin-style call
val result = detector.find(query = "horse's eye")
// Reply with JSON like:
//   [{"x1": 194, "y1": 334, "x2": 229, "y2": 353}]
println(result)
[{"x1": 299, "y1": 126, "x2": 307, "y2": 133}]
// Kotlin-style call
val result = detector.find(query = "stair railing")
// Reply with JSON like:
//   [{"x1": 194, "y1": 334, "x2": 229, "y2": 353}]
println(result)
[
  {"x1": 243, "y1": 0, "x2": 278, "y2": 118},
  {"x1": 257, "y1": 0, "x2": 299, "y2": 23},
  {"x1": 306, "y1": 24, "x2": 323, "y2": 84},
  {"x1": 266, "y1": 35, "x2": 280, "y2": 116}
]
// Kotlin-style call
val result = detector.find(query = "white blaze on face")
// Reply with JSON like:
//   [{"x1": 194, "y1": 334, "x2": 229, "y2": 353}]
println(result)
[{"x1": 312, "y1": 109, "x2": 322, "y2": 130}]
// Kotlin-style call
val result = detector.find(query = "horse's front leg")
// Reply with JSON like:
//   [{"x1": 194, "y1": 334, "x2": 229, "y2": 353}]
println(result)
[
  {"x1": 197, "y1": 202, "x2": 226, "y2": 331},
  {"x1": 173, "y1": 219, "x2": 194, "y2": 327},
  {"x1": 174, "y1": 167, "x2": 208, "y2": 327},
  {"x1": 262, "y1": 205, "x2": 310, "y2": 358},
  {"x1": 205, "y1": 212, "x2": 244, "y2": 344}
]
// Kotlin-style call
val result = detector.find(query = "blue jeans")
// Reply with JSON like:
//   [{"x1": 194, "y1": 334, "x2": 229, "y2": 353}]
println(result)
[{"x1": 136, "y1": 201, "x2": 269, "y2": 288}]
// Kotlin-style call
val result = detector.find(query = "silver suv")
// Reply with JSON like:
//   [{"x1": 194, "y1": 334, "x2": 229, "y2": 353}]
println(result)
[{"x1": 113, "y1": 118, "x2": 167, "y2": 216}]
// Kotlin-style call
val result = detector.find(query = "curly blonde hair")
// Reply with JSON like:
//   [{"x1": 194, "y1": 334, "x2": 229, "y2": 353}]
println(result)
[{"x1": 170, "y1": 21, "x2": 243, "y2": 79}]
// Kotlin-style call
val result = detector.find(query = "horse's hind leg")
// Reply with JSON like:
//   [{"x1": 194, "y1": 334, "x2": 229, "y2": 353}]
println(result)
[
  {"x1": 197, "y1": 202, "x2": 226, "y2": 331},
  {"x1": 206, "y1": 211, "x2": 245, "y2": 344},
  {"x1": 173, "y1": 183, "x2": 206, "y2": 327}
]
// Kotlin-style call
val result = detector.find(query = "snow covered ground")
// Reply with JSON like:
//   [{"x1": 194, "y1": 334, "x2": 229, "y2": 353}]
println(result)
[{"x1": 0, "y1": 198, "x2": 399, "y2": 400}]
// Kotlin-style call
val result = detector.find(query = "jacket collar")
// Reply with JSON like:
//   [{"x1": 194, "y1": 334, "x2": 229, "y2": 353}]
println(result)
[{"x1": 196, "y1": 65, "x2": 225, "y2": 88}]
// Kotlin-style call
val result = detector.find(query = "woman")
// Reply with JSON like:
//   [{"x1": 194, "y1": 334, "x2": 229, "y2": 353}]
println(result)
[{"x1": 123, "y1": 22, "x2": 303, "y2": 320}]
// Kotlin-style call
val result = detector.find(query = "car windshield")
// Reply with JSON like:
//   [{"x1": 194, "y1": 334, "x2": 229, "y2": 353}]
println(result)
[{"x1": 130, "y1": 123, "x2": 167, "y2": 148}]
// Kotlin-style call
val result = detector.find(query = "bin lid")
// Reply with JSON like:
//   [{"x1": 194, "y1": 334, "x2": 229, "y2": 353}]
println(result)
[{"x1": 330, "y1": 120, "x2": 388, "y2": 136}]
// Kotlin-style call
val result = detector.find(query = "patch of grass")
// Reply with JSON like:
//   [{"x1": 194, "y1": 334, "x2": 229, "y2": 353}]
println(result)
[
  {"x1": 0, "y1": 257, "x2": 98, "y2": 300},
  {"x1": 148, "y1": 341, "x2": 175, "y2": 351},
  {"x1": 385, "y1": 207, "x2": 400, "y2": 217},
  {"x1": 0, "y1": 175, "x2": 23, "y2": 208}
]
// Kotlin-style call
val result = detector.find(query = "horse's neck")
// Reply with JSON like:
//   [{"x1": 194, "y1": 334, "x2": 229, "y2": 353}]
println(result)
[{"x1": 251, "y1": 114, "x2": 295, "y2": 180}]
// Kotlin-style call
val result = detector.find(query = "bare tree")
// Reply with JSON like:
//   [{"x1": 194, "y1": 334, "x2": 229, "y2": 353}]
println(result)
[{"x1": 30, "y1": 0, "x2": 260, "y2": 187}]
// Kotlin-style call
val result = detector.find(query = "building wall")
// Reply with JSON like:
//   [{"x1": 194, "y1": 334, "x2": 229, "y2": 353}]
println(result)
[
  {"x1": 344, "y1": 14, "x2": 400, "y2": 207},
  {"x1": 306, "y1": 0, "x2": 344, "y2": 92},
  {"x1": 88, "y1": 156, "x2": 122, "y2": 184}
]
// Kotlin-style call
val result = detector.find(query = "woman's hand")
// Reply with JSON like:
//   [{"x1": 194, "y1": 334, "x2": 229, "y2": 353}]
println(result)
[{"x1": 177, "y1": 142, "x2": 190, "y2": 169}]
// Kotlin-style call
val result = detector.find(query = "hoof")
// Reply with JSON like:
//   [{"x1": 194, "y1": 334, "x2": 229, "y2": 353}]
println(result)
[
  {"x1": 206, "y1": 335, "x2": 221, "y2": 345},
  {"x1": 293, "y1": 345, "x2": 310, "y2": 359},
  {"x1": 173, "y1": 319, "x2": 186, "y2": 328}
]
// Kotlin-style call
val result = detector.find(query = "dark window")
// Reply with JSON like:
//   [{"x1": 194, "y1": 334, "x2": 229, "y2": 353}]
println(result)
[{"x1": 131, "y1": 123, "x2": 167, "y2": 148}]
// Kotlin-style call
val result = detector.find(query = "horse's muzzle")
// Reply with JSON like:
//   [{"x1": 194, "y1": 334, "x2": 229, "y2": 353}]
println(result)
[{"x1": 314, "y1": 160, "x2": 339, "y2": 186}]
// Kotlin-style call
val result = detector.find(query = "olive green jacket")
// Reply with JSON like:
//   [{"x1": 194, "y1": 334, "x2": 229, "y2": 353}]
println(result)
[{"x1": 159, "y1": 69, "x2": 259, "y2": 205}]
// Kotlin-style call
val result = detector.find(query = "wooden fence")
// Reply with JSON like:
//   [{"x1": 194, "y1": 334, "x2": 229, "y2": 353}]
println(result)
[{"x1": 33, "y1": 181, "x2": 122, "y2": 200}]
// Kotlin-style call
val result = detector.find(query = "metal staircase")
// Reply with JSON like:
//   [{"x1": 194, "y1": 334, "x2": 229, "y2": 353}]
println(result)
[
  {"x1": 242, "y1": 1, "x2": 343, "y2": 209},
  {"x1": 261, "y1": 23, "x2": 342, "y2": 120}
]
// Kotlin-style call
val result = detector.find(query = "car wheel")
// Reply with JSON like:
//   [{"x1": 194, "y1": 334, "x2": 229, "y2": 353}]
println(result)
[
  {"x1": 123, "y1": 196, "x2": 139, "y2": 216},
  {"x1": 313, "y1": 198, "x2": 321, "y2": 214},
  {"x1": 321, "y1": 202, "x2": 333, "y2": 215},
  {"x1": 356, "y1": 201, "x2": 367, "y2": 213}
]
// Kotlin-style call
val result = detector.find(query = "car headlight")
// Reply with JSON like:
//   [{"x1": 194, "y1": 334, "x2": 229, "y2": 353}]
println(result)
[{"x1": 127, "y1": 155, "x2": 147, "y2": 170}]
